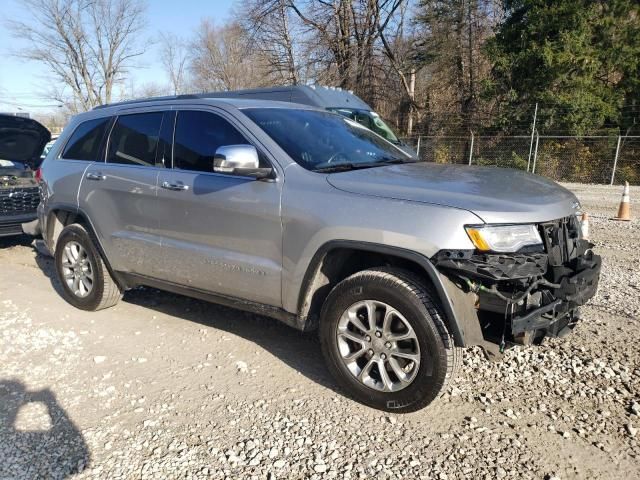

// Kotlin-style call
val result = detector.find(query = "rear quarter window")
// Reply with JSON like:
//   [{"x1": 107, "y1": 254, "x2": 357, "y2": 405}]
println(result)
[{"x1": 61, "y1": 117, "x2": 111, "y2": 161}]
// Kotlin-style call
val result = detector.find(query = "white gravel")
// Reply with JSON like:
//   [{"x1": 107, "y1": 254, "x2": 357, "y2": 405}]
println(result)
[{"x1": 0, "y1": 183, "x2": 638, "y2": 479}]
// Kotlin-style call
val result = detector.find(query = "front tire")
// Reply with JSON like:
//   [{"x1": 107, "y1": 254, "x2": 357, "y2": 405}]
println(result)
[
  {"x1": 54, "y1": 223, "x2": 122, "y2": 311},
  {"x1": 319, "y1": 267, "x2": 458, "y2": 413}
]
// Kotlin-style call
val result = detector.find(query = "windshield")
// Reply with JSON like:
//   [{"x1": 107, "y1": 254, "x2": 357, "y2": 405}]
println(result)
[
  {"x1": 40, "y1": 140, "x2": 55, "y2": 159},
  {"x1": 327, "y1": 108, "x2": 399, "y2": 143},
  {"x1": 243, "y1": 108, "x2": 411, "y2": 172}
]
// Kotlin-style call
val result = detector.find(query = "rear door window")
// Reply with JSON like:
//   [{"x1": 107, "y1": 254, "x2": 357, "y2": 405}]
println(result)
[
  {"x1": 173, "y1": 110, "x2": 248, "y2": 172},
  {"x1": 107, "y1": 112, "x2": 164, "y2": 167},
  {"x1": 61, "y1": 117, "x2": 111, "y2": 161}
]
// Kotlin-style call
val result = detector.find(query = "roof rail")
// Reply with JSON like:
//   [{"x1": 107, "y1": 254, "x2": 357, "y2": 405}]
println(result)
[{"x1": 92, "y1": 93, "x2": 201, "y2": 110}]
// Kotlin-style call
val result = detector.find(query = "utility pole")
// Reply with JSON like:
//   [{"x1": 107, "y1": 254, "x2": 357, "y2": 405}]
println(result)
[{"x1": 527, "y1": 103, "x2": 538, "y2": 172}]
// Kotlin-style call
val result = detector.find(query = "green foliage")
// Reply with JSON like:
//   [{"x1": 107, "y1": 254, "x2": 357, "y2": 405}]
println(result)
[
  {"x1": 617, "y1": 165, "x2": 640, "y2": 185},
  {"x1": 485, "y1": 0, "x2": 640, "y2": 135},
  {"x1": 475, "y1": 148, "x2": 528, "y2": 170},
  {"x1": 434, "y1": 144, "x2": 453, "y2": 164},
  {"x1": 534, "y1": 138, "x2": 614, "y2": 183}
]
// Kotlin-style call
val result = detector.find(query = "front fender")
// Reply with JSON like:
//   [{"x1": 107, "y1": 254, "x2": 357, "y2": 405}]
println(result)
[{"x1": 297, "y1": 240, "x2": 470, "y2": 347}]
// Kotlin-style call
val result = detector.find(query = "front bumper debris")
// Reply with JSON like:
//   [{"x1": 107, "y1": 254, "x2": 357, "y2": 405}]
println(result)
[
  {"x1": 433, "y1": 216, "x2": 602, "y2": 348},
  {"x1": 510, "y1": 251, "x2": 601, "y2": 336},
  {"x1": 432, "y1": 250, "x2": 548, "y2": 280}
]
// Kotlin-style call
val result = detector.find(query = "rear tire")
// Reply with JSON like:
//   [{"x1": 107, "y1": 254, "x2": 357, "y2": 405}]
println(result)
[
  {"x1": 319, "y1": 267, "x2": 458, "y2": 413},
  {"x1": 54, "y1": 223, "x2": 122, "y2": 311}
]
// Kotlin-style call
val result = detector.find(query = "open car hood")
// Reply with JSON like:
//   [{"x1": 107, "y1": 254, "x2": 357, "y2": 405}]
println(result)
[{"x1": 0, "y1": 114, "x2": 51, "y2": 168}]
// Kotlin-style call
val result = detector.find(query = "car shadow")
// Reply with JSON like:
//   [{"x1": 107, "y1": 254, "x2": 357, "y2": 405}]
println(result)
[
  {"x1": 123, "y1": 287, "x2": 338, "y2": 392},
  {"x1": 0, "y1": 380, "x2": 90, "y2": 478},
  {"x1": 30, "y1": 245, "x2": 339, "y2": 395},
  {"x1": 33, "y1": 243, "x2": 67, "y2": 299},
  {"x1": 0, "y1": 233, "x2": 33, "y2": 249}
]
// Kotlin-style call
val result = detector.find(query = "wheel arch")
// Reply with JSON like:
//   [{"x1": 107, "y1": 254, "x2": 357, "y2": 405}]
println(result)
[
  {"x1": 297, "y1": 240, "x2": 467, "y2": 346},
  {"x1": 44, "y1": 205, "x2": 129, "y2": 290}
]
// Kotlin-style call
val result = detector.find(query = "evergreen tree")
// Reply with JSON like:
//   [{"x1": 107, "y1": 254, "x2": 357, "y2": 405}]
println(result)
[{"x1": 486, "y1": 0, "x2": 640, "y2": 135}]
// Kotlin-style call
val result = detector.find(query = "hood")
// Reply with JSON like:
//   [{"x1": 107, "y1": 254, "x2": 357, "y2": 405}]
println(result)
[
  {"x1": 0, "y1": 114, "x2": 51, "y2": 168},
  {"x1": 326, "y1": 163, "x2": 580, "y2": 224}
]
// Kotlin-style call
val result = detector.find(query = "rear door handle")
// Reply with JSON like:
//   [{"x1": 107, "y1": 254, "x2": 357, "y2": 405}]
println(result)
[
  {"x1": 161, "y1": 181, "x2": 189, "y2": 191},
  {"x1": 86, "y1": 172, "x2": 106, "y2": 181}
]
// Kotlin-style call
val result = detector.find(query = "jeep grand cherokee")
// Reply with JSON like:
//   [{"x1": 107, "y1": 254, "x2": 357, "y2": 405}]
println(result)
[{"x1": 37, "y1": 95, "x2": 601, "y2": 412}]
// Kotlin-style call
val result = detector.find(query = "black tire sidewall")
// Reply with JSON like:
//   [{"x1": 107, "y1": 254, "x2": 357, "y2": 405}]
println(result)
[
  {"x1": 320, "y1": 272, "x2": 449, "y2": 412},
  {"x1": 54, "y1": 225, "x2": 106, "y2": 311}
]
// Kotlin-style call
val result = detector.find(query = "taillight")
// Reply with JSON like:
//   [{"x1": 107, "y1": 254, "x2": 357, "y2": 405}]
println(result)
[{"x1": 35, "y1": 167, "x2": 42, "y2": 183}]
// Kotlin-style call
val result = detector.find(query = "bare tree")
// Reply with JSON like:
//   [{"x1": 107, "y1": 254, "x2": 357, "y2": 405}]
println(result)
[
  {"x1": 239, "y1": 1, "x2": 412, "y2": 130},
  {"x1": 120, "y1": 77, "x2": 171, "y2": 101},
  {"x1": 414, "y1": 0, "x2": 504, "y2": 132},
  {"x1": 241, "y1": 0, "x2": 302, "y2": 85},
  {"x1": 8, "y1": 0, "x2": 147, "y2": 112},
  {"x1": 189, "y1": 20, "x2": 268, "y2": 91},
  {"x1": 285, "y1": 1, "x2": 404, "y2": 93},
  {"x1": 160, "y1": 33, "x2": 189, "y2": 95}
]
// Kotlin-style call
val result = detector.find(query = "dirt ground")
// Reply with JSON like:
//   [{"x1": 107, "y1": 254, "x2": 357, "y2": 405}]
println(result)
[{"x1": 0, "y1": 183, "x2": 638, "y2": 479}]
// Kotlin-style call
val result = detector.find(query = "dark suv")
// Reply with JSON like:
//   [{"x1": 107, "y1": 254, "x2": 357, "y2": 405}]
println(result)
[{"x1": 0, "y1": 115, "x2": 50, "y2": 237}]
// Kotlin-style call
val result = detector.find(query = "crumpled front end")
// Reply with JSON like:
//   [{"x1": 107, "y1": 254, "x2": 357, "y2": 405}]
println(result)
[{"x1": 433, "y1": 215, "x2": 601, "y2": 351}]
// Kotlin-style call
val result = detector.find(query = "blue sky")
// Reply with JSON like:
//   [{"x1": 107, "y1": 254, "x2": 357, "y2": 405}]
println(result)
[{"x1": 0, "y1": 0, "x2": 236, "y2": 113}]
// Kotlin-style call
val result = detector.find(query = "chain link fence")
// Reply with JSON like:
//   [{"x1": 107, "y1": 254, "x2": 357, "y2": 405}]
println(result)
[{"x1": 404, "y1": 135, "x2": 640, "y2": 185}]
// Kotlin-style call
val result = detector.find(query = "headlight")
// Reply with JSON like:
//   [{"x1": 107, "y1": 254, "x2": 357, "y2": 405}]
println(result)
[{"x1": 465, "y1": 224, "x2": 543, "y2": 252}]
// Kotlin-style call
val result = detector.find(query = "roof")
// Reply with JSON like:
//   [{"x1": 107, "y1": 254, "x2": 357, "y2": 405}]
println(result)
[
  {"x1": 205, "y1": 85, "x2": 372, "y2": 110},
  {"x1": 91, "y1": 95, "x2": 320, "y2": 114},
  {"x1": 92, "y1": 85, "x2": 372, "y2": 112}
]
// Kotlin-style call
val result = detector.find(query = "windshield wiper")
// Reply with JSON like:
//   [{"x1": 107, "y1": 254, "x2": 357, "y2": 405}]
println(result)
[
  {"x1": 313, "y1": 157, "x2": 418, "y2": 173},
  {"x1": 376, "y1": 157, "x2": 419, "y2": 165},
  {"x1": 313, "y1": 163, "x2": 361, "y2": 173}
]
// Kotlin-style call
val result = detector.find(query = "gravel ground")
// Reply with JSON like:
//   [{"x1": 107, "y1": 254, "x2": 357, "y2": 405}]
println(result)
[{"x1": 0, "y1": 183, "x2": 638, "y2": 480}]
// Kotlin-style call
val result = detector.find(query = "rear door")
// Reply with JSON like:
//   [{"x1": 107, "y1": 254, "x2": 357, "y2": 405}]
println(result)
[
  {"x1": 44, "y1": 116, "x2": 111, "y2": 213},
  {"x1": 78, "y1": 110, "x2": 168, "y2": 276},
  {"x1": 155, "y1": 108, "x2": 283, "y2": 307}
]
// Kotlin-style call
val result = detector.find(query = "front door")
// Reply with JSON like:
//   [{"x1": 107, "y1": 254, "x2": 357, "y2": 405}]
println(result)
[{"x1": 155, "y1": 109, "x2": 283, "y2": 307}]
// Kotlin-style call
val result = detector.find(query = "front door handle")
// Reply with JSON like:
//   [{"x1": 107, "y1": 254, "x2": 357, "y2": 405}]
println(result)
[
  {"x1": 161, "y1": 181, "x2": 189, "y2": 191},
  {"x1": 86, "y1": 172, "x2": 106, "y2": 181}
]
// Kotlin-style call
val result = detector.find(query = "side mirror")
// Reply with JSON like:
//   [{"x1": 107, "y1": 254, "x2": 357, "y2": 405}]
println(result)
[{"x1": 213, "y1": 145, "x2": 272, "y2": 179}]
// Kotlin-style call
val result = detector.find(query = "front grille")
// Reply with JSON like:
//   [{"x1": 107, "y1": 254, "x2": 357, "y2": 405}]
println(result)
[{"x1": 0, "y1": 187, "x2": 40, "y2": 215}]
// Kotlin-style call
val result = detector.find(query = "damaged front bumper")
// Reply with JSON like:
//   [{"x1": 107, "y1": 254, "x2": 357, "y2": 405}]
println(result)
[{"x1": 433, "y1": 216, "x2": 601, "y2": 351}]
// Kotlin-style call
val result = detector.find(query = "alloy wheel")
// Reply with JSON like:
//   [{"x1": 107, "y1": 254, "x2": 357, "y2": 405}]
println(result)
[
  {"x1": 336, "y1": 300, "x2": 421, "y2": 392},
  {"x1": 61, "y1": 241, "x2": 94, "y2": 298}
]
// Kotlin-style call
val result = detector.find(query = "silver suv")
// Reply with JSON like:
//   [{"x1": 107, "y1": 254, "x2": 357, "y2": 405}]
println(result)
[{"x1": 38, "y1": 96, "x2": 601, "y2": 412}]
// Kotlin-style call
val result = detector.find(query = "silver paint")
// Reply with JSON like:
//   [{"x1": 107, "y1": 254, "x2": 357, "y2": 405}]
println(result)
[{"x1": 39, "y1": 97, "x2": 580, "y2": 319}]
